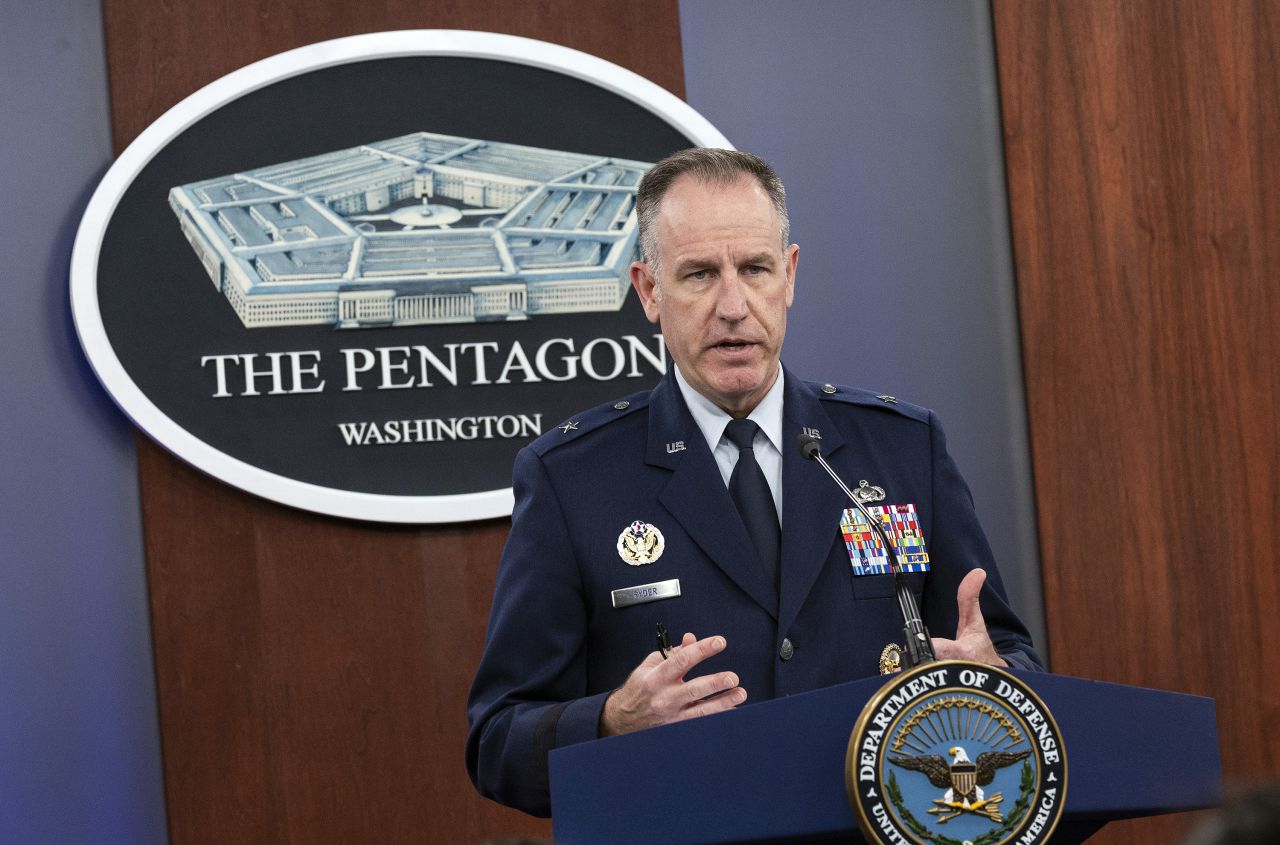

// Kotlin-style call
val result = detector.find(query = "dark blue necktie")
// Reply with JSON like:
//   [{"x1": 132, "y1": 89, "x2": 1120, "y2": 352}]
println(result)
[{"x1": 725, "y1": 418, "x2": 780, "y2": 593}]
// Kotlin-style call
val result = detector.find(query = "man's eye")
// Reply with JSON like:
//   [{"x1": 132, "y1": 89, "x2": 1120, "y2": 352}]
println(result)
[
  {"x1": 688, "y1": 269, "x2": 711, "y2": 281},
  {"x1": 743, "y1": 265, "x2": 765, "y2": 275}
]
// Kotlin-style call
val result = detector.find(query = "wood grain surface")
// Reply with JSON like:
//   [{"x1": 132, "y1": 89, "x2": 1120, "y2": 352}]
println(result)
[
  {"x1": 102, "y1": 2, "x2": 683, "y2": 842},
  {"x1": 993, "y1": 1, "x2": 1280, "y2": 842}
]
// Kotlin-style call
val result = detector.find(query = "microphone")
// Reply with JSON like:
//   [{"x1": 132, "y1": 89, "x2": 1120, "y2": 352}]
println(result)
[{"x1": 797, "y1": 432, "x2": 936, "y2": 668}]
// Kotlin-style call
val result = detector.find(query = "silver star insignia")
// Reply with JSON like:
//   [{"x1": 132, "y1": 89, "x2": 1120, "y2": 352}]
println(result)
[{"x1": 559, "y1": 421, "x2": 580, "y2": 434}]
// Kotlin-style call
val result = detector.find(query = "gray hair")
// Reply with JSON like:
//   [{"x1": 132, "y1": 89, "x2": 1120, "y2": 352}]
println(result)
[{"x1": 635, "y1": 148, "x2": 790, "y2": 271}]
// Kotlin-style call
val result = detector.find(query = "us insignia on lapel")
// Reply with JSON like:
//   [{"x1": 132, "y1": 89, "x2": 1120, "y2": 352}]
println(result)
[{"x1": 617, "y1": 520, "x2": 665, "y2": 565}]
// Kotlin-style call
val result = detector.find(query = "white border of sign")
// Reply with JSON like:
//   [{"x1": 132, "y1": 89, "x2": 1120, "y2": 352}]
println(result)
[{"x1": 70, "y1": 30, "x2": 732, "y2": 524}]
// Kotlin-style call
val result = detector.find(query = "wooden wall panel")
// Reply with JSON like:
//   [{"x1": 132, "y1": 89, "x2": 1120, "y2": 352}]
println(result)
[
  {"x1": 102, "y1": 0, "x2": 686, "y2": 150},
  {"x1": 993, "y1": 2, "x2": 1280, "y2": 842},
  {"x1": 102, "y1": 2, "x2": 683, "y2": 842}
]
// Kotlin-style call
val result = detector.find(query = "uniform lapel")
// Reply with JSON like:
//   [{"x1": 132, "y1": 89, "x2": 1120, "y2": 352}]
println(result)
[
  {"x1": 646, "y1": 373, "x2": 778, "y2": 618},
  {"x1": 778, "y1": 371, "x2": 849, "y2": 635}
]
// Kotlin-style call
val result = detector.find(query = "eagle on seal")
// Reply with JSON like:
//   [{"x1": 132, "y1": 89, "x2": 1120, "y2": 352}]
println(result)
[{"x1": 889, "y1": 745, "x2": 1031, "y2": 807}]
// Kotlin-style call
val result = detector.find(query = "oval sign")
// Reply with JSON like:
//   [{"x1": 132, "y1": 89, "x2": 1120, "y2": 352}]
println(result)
[{"x1": 71, "y1": 30, "x2": 730, "y2": 523}]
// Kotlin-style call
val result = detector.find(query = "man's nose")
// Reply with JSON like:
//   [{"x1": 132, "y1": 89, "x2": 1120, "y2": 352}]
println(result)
[{"x1": 715, "y1": 274, "x2": 749, "y2": 320}]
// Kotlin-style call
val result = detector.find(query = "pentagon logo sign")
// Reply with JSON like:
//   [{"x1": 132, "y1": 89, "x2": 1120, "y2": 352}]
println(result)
[
  {"x1": 70, "y1": 30, "x2": 730, "y2": 523},
  {"x1": 847, "y1": 661, "x2": 1066, "y2": 845},
  {"x1": 168, "y1": 133, "x2": 655, "y2": 331}
]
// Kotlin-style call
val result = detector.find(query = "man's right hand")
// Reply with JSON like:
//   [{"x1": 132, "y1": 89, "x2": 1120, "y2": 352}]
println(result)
[{"x1": 599, "y1": 632, "x2": 746, "y2": 737}]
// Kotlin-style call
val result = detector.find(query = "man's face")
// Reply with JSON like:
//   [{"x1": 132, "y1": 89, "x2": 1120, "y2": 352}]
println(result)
[{"x1": 630, "y1": 174, "x2": 798, "y2": 417}]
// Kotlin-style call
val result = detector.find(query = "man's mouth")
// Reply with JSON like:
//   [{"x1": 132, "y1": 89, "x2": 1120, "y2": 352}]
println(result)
[{"x1": 713, "y1": 338, "x2": 755, "y2": 351}]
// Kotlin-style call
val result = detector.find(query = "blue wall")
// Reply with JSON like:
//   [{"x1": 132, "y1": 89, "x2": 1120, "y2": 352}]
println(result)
[
  {"x1": 0, "y1": 3, "x2": 1041, "y2": 840},
  {"x1": 0, "y1": 4, "x2": 167, "y2": 842}
]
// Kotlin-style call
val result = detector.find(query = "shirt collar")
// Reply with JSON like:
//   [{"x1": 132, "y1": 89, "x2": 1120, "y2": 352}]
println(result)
[{"x1": 674, "y1": 364, "x2": 786, "y2": 455}]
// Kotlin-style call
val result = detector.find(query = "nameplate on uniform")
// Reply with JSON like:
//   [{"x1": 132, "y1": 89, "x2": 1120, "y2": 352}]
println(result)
[
  {"x1": 611, "y1": 578, "x2": 681, "y2": 609},
  {"x1": 840, "y1": 504, "x2": 931, "y2": 575}
]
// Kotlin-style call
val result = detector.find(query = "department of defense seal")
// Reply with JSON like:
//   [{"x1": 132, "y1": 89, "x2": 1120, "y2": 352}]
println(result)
[
  {"x1": 617, "y1": 520, "x2": 665, "y2": 565},
  {"x1": 846, "y1": 661, "x2": 1066, "y2": 845}
]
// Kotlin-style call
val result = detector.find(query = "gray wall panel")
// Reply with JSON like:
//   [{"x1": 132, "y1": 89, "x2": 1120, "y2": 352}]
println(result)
[
  {"x1": 0, "y1": 4, "x2": 167, "y2": 843},
  {"x1": 678, "y1": 0, "x2": 1047, "y2": 654}
]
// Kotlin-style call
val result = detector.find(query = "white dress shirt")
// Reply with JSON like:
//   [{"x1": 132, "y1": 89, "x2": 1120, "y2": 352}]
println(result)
[{"x1": 673, "y1": 365, "x2": 786, "y2": 519}]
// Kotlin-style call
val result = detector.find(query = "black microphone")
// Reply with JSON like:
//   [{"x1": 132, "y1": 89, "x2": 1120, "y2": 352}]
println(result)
[{"x1": 797, "y1": 432, "x2": 936, "y2": 668}]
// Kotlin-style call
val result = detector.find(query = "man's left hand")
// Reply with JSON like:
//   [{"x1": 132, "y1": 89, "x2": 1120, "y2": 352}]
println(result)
[{"x1": 931, "y1": 568, "x2": 1008, "y2": 667}]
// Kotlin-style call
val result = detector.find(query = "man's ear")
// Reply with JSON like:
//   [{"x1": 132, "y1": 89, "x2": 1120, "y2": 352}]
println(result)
[
  {"x1": 630, "y1": 261, "x2": 662, "y2": 324},
  {"x1": 783, "y1": 244, "x2": 799, "y2": 308}
]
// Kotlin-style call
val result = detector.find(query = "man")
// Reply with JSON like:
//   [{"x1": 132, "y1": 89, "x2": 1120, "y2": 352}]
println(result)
[{"x1": 466, "y1": 148, "x2": 1041, "y2": 816}]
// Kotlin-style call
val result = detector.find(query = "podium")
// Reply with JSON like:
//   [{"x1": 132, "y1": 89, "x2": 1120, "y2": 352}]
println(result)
[{"x1": 550, "y1": 671, "x2": 1220, "y2": 844}]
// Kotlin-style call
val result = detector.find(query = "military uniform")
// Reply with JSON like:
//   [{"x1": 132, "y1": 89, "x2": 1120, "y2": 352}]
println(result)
[{"x1": 466, "y1": 367, "x2": 1041, "y2": 816}]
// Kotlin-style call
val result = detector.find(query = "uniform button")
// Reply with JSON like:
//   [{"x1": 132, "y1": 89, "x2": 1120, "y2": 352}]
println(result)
[
  {"x1": 613, "y1": 400, "x2": 630, "y2": 410},
  {"x1": 821, "y1": 384, "x2": 837, "y2": 394},
  {"x1": 779, "y1": 638, "x2": 794, "y2": 661}
]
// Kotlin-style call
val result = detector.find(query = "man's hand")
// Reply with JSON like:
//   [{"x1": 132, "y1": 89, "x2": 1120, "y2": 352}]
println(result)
[
  {"x1": 600, "y1": 633, "x2": 746, "y2": 737},
  {"x1": 931, "y1": 568, "x2": 1008, "y2": 667}
]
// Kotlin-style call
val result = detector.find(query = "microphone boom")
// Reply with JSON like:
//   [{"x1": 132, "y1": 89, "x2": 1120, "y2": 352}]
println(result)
[{"x1": 797, "y1": 432, "x2": 936, "y2": 668}]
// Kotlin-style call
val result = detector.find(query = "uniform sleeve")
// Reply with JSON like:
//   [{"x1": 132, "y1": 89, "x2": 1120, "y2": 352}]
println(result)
[
  {"x1": 465, "y1": 446, "x2": 610, "y2": 817},
  {"x1": 919, "y1": 411, "x2": 1045, "y2": 672}
]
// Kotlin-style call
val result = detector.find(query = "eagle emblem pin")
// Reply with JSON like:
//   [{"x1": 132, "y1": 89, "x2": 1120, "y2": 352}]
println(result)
[{"x1": 617, "y1": 520, "x2": 665, "y2": 566}]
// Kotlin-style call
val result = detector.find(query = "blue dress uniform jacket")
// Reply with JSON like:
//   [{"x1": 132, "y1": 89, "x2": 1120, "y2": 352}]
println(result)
[{"x1": 465, "y1": 368, "x2": 1042, "y2": 816}]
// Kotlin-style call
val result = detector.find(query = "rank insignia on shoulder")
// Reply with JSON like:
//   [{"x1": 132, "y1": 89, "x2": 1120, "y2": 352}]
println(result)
[
  {"x1": 840, "y1": 503, "x2": 930, "y2": 575},
  {"x1": 559, "y1": 421, "x2": 579, "y2": 433},
  {"x1": 617, "y1": 520, "x2": 665, "y2": 565},
  {"x1": 876, "y1": 394, "x2": 898, "y2": 404}
]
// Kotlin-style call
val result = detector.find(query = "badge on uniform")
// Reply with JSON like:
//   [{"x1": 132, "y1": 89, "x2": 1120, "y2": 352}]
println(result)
[
  {"x1": 610, "y1": 578, "x2": 681, "y2": 608},
  {"x1": 840, "y1": 504, "x2": 930, "y2": 575},
  {"x1": 617, "y1": 520, "x2": 665, "y2": 565}
]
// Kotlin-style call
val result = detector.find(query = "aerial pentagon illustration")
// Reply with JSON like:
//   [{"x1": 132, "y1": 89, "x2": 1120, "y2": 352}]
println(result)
[{"x1": 168, "y1": 133, "x2": 654, "y2": 328}]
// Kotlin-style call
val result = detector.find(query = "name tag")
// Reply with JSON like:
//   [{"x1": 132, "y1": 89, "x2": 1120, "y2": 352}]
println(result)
[{"x1": 611, "y1": 578, "x2": 681, "y2": 609}]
